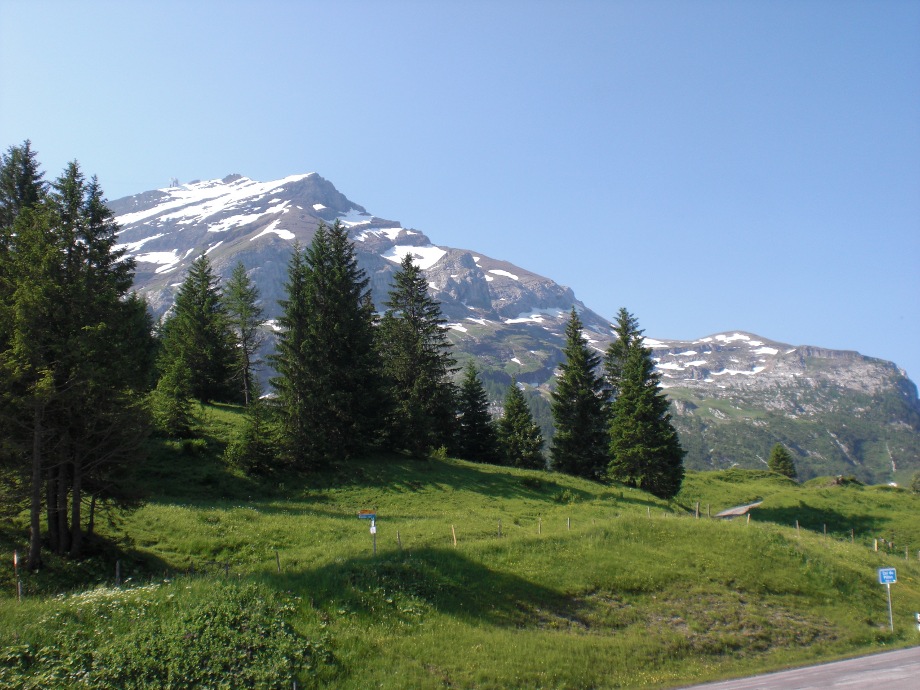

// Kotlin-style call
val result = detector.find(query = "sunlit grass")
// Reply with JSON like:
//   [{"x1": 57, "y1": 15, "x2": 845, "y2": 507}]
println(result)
[{"x1": 2, "y1": 404, "x2": 919, "y2": 688}]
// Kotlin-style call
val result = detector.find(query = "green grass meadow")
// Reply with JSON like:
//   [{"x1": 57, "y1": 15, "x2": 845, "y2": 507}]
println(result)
[{"x1": 2, "y1": 404, "x2": 919, "y2": 688}]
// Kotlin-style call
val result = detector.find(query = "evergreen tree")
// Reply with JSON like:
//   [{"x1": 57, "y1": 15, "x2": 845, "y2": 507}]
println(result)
[
  {"x1": 550, "y1": 308, "x2": 609, "y2": 480},
  {"x1": 150, "y1": 358, "x2": 195, "y2": 437},
  {"x1": 456, "y1": 361, "x2": 499, "y2": 463},
  {"x1": 607, "y1": 335, "x2": 685, "y2": 499},
  {"x1": 158, "y1": 254, "x2": 236, "y2": 402},
  {"x1": 0, "y1": 155, "x2": 154, "y2": 565},
  {"x1": 767, "y1": 443, "x2": 797, "y2": 480},
  {"x1": 0, "y1": 140, "x2": 45, "y2": 230},
  {"x1": 291, "y1": 221, "x2": 382, "y2": 465},
  {"x1": 604, "y1": 307, "x2": 643, "y2": 401},
  {"x1": 497, "y1": 379, "x2": 545, "y2": 469},
  {"x1": 224, "y1": 261, "x2": 265, "y2": 406},
  {"x1": 223, "y1": 400, "x2": 278, "y2": 475},
  {"x1": 269, "y1": 245, "x2": 312, "y2": 467},
  {"x1": 377, "y1": 254, "x2": 457, "y2": 457}
]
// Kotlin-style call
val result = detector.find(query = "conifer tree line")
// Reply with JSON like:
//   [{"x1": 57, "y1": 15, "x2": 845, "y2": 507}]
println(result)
[
  {"x1": 1, "y1": 140, "x2": 688, "y2": 569},
  {"x1": 0, "y1": 142, "x2": 156, "y2": 568}
]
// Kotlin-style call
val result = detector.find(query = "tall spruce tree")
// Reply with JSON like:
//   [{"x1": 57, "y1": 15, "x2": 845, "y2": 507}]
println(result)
[
  {"x1": 607, "y1": 329, "x2": 685, "y2": 499},
  {"x1": 224, "y1": 261, "x2": 265, "y2": 406},
  {"x1": 497, "y1": 379, "x2": 545, "y2": 469},
  {"x1": 158, "y1": 254, "x2": 236, "y2": 403},
  {"x1": 377, "y1": 254, "x2": 457, "y2": 457},
  {"x1": 550, "y1": 308, "x2": 609, "y2": 480},
  {"x1": 604, "y1": 307, "x2": 643, "y2": 401},
  {"x1": 270, "y1": 223, "x2": 381, "y2": 468},
  {"x1": 456, "y1": 361, "x2": 499, "y2": 463},
  {"x1": 269, "y1": 245, "x2": 312, "y2": 466},
  {"x1": 767, "y1": 443, "x2": 797, "y2": 480}
]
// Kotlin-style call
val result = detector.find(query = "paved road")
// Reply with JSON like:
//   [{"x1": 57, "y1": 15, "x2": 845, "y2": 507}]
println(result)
[{"x1": 679, "y1": 646, "x2": 920, "y2": 689}]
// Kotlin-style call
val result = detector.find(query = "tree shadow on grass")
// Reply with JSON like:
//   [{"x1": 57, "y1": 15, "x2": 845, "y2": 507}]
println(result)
[
  {"x1": 271, "y1": 546, "x2": 575, "y2": 629},
  {"x1": 753, "y1": 504, "x2": 887, "y2": 539}
]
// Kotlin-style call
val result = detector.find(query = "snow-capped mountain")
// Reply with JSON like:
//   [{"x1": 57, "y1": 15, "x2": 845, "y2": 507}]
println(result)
[{"x1": 110, "y1": 173, "x2": 920, "y2": 484}]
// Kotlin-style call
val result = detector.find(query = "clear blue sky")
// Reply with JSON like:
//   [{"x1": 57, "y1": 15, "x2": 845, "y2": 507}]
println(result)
[{"x1": 2, "y1": 0, "x2": 919, "y2": 383}]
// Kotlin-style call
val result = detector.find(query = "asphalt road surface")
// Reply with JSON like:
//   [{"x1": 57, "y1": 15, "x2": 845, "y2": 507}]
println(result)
[{"x1": 679, "y1": 646, "x2": 920, "y2": 689}]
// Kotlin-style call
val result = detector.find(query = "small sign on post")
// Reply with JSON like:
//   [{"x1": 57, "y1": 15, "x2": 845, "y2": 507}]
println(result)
[
  {"x1": 879, "y1": 567, "x2": 897, "y2": 631},
  {"x1": 358, "y1": 510, "x2": 377, "y2": 556}
]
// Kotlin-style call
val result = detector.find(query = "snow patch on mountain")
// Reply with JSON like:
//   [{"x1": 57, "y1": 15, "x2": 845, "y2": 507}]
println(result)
[
  {"x1": 504, "y1": 307, "x2": 567, "y2": 325},
  {"x1": 711, "y1": 366, "x2": 767, "y2": 377},
  {"x1": 250, "y1": 220, "x2": 295, "y2": 242},
  {"x1": 354, "y1": 228, "x2": 407, "y2": 242},
  {"x1": 115, "y1": 233, "x2": 165, "y2": 253},
  {"x1": 136, "y1": 250, "x2": 181, "y2": 273},
  {"x1": 489, "y1": 269, "x2": 519, "y2": 280},
  {"x1": 382, "y1": 244, "x2": 446, "y2": 270},
  {"x1": 113, "y1": 174, "x2": 314, "y2": 227}
]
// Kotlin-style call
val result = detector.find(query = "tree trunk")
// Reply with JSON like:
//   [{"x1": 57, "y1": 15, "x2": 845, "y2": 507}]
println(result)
[
  {"x1": 56, "y1": 463, "x2": 70, "y2": 554},
  {"x1": 87, "y1": 493, "x2": 97, "y2": 540},
  {"x1": 69, "y1": 458, "x2": 83, "y2": 558},
  {"x1": 46, "y1": 473, "x2": 58, "y2": 556},
  {"x1": 27, "y1": 403, "x2": 44, "y2": 570}
]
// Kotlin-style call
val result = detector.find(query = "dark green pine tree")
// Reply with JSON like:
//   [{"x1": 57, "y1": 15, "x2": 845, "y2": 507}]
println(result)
[
  {"x1": 269, "y1": 245, "x2": 312, "y2": 467},
  {"x1": 607, "y1": 339, "x2": 685, "y2": 499},
  {"x1": 497, "y1": 379, "x2": 545, "y2": 469},
  {"x1": 158, "y1": 254, "x2": 237, "y2": 403},
  {"x1": 550, "y1": 308, "x2": 609, "y2": 480},
  {"x1": 0, "y1": 140, "x2": 45, "y2": 230},
  {"x1": 150, "y1": 357, "x2": 195, "y2": 437},
  {"x1": 223, "y1": 261, "x2": 265, "y2": 406},
  {"x1": 604, "y1": 307, "x2": 644, "y2": 401},
  {"x1": 296, "y1": 221, "x2": 382, "y2": 466},
  {"x1": 767, "y1": 443, "x2": 797, "y2": 480},
  {"x1": 377, "y1": 254, "x2": 458, "y2": 457},
  {"x1": 456, "y1": 361, "x2": 500, "y2": 463}
]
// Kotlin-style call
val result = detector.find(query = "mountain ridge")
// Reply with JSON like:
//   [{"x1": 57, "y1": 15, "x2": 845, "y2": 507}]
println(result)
[{"x1": 109, "y1": 172, "x2": 920, "y2": 484}]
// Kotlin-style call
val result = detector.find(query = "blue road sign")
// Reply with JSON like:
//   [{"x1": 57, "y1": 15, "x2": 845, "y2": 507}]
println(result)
[
  {"x1": 358, "y1": 510, "x2": 376, "y2": 520},
  {"x1": 878, "y1": 567, "x2": 897, "y2": 584}
]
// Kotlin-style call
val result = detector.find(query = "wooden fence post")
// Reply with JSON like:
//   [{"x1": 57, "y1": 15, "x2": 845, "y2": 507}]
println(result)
[
  {"x1": 451, "y1": 525, "x2": 457, "y2": 547},
  {"x1": 695, "y1": 502, "x2": 700, "y2": 519},
  {"x1": 397, "y1": 530, "x2": 402, "y2": 551},
  {"x1": 538, "y1": 518, "x2": 542, "y2": 535},
  {"x1": 567, "y1": 517, "x2": 571, "y2": 531},
  {"x1": 275, "y1": 550, "x2": 281, "y2": 574},
  {"x1": 498, "y1": 519, "x2": 502, "y2": 538}
]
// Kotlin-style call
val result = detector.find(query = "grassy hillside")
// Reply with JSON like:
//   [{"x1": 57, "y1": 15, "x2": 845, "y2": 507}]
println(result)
[{"x1": 2, "y1": 404, "x2": 919, "y2": 689}]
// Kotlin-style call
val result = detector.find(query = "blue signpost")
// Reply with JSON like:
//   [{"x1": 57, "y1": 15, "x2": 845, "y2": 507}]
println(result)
[{"x1": 878, "y1": 568, "x2": 897, "y2": 631}]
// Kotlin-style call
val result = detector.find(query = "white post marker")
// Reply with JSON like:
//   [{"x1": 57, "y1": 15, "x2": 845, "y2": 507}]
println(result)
[
  {"x1": 878, "y1": 567, "x2": 897, "y2": 631},
  {"x1": 358, "y1": 510, "x2": 377, "y2": 556}
]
